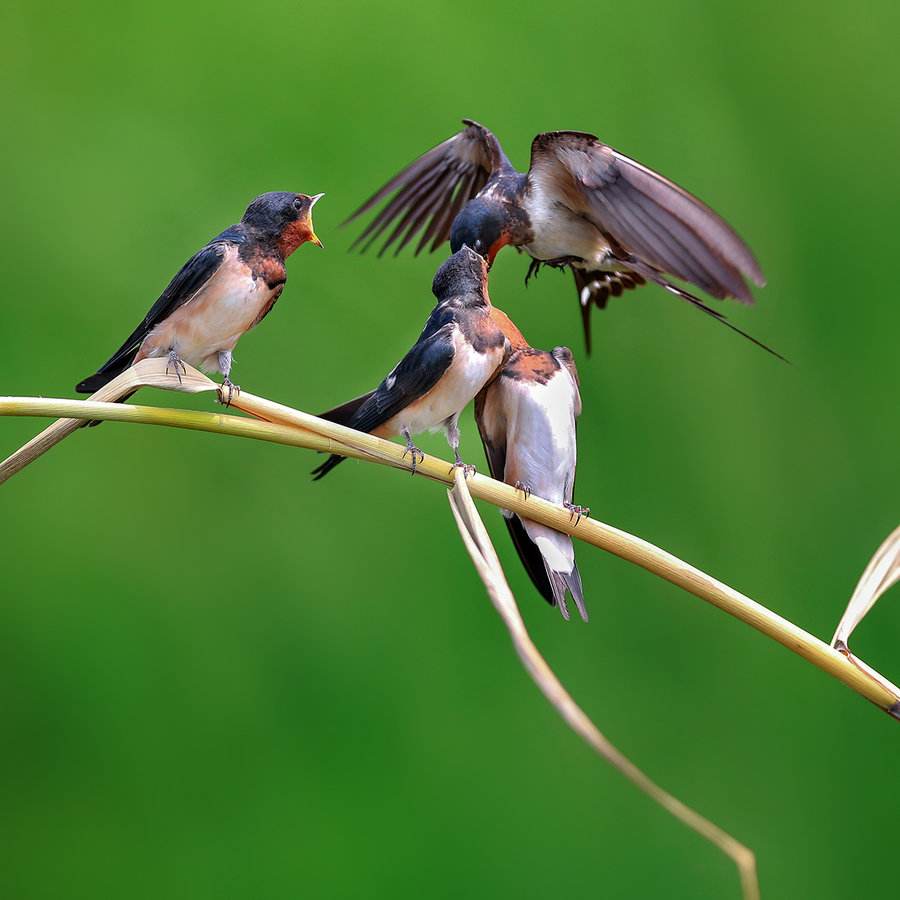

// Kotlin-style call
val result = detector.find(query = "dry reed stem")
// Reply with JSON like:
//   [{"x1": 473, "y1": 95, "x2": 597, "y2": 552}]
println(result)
[
  {"x1": 1, "y1": 359, "x2": 898, "y2": 720},
  {"x1": 447, "y1": 469, "x2": 759, "y2": 900}
]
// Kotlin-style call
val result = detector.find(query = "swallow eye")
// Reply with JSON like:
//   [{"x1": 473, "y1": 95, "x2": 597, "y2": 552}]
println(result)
[
  {"x1": 293, "y1": 198, "x2": 303, "y2": 211},
  {"x1": 474, "y1": 238, "x2": 484, "y2": 252}
]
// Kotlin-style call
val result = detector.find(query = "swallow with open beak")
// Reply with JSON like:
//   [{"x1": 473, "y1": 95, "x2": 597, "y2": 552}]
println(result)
[
  {"x1": 475, "y1": 308, "x2": 588, "y2": 621},
  {"x1": 311, "y1": 245, "x2": 509, "y2": 480},
  {"x1": 346, "y1": 119, "x2": 781, "y2": 358},
  {"x1": 76, "y1": 191, "x2": 324, "y2": 403}
]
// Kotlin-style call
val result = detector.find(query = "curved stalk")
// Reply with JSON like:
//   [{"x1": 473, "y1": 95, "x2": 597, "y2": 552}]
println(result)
[{"x1": 1, "y1": 368, "x2": 898, "y2": 720}]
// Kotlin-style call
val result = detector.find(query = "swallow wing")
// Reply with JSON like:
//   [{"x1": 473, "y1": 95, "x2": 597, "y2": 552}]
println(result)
[
  {"x1": 527, "y1": 131, "x2": 765, "y2": 301},
  {"x1": 350, "y1": 322, "x2": 457, "y2": 433},
  {"x1": 76, "y1": 235, "x2": 235, "y2": 392},
  {"x1": 311, "y1": 321, "x2": 457, "y2": 480},
  {"x1": 346, "y1": 119, "x2": 505, "y2": 257}
]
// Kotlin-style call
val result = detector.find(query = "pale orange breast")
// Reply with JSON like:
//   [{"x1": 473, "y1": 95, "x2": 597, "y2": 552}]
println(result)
[{"x1": 136, "y1": 245, "x2": 277, "y2": 369}]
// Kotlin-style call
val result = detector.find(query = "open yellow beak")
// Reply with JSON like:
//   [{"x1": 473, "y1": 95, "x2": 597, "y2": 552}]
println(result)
[{"x1": 308, "y1": 192, "x2": 324, "y2": 248}]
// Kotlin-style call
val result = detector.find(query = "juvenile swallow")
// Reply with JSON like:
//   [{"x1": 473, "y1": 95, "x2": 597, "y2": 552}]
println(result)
[
  {"x1": 475, "y1": 308, "x2": 588, "y2": 621},
  {"x1": 312, "y1": 245, "x2": 509, "y2": 479},
  {"x1": 76, "y1": 191, "x2": 324, "y2": 402},
  {"x1": 346, "y1": 119, "x2": 779, "y2": 358}
]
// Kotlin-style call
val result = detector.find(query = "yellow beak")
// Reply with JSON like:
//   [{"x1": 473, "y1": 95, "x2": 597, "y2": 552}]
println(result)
[{"x1": 308, "y1": 192, "x2": 324, "y2": 247}]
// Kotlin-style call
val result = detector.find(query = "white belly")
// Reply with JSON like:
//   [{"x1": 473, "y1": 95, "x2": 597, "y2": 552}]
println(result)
[
  {"x1": 138, "y1": 248, "x2": 276, "y2": 371},
  {"x1": 503, "y1": 371, "x2": 578, "y2": 504},
  {"x1": 389, "y1": 329, "x2": 505, "y2": 436},
  {"x1": 522, "y1": 184, "x2": 611, "y2": 268}
]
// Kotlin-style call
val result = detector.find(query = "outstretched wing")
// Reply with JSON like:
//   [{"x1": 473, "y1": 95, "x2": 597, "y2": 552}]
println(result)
[
  {"x1": 76, "y1": 235, "x2": 236, "y2": 392},
  {"x1": 346, "y1": 119, "x2": 506, "y2": 257},
  {"x1": 527, "y1": 131, "x2": 765, "y2": 302}
]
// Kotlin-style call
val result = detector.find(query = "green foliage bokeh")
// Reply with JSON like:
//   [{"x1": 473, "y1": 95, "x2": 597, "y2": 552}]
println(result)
[{"x1": 1, "y1": 2, "x2": 898, "y2": 897}]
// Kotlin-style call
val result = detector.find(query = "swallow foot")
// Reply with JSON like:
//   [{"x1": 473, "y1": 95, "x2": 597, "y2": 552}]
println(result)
[
  {"x1": 543, "y1": 255, "x2": 583, "y2": 269},
  {"x1": 514, "y1": 480, "x2": 533, "y2": 500},
  {"x1": 524, "y1": 258, "x2": 542, "y2": 286},
  {"x1": 165, "y1": 350, "x2": 187, "y2": 385},
  {"x1": 564, "y1": 502, "x2": 591, "y2": 526},
  {"x1": 217, "y1": 377, "x2": 241, "y2": 407},
  {"x1": 449, "y1": 447, "x2": 476, "y2": 479},
  {"x1": 402, "y1": 442, "x2": 425, "y2": 476},
  {"x1": 450, "y1": 460, "x2": 476, "y2": 479}
]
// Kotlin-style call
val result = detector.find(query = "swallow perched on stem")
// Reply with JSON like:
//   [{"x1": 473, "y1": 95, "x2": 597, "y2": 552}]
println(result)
[
  {"x1": 312, "y1": 245, "x2": 509, "y2": 480},
  {"x1": 475, "y1": 308, "x2": 588, "y2": 622},
  {"x1": 346, "y1": 119, "x2": 780, "y2": 358},
  {"x1": 76, "y1": 191, "x2": 324, "y2": 405}
]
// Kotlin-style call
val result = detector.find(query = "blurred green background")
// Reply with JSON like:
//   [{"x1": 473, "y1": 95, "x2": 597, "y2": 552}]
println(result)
[{"x1": 1, "y1": 1, "x2": 898, "y2": 897}]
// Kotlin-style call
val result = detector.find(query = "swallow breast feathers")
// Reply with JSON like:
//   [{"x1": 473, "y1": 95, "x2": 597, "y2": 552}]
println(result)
[
  {"x1": 134, "y1": 244, "x2": 281, "y2": 373},
  {"x1": 477, "y1": 346, "x2": 587, "y2": 620}
]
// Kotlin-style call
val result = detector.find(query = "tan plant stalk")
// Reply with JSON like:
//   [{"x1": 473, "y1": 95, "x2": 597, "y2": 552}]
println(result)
[
  {"x1": 447, "y1": 469, "x2": 759, "y2": 900},
  {"x1": 1, "y1": 358, "x2": 898, "y2": 720}
]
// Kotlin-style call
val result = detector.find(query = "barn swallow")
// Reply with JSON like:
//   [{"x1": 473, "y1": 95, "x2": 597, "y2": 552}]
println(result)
[
  {"x1": 311, "y1": 245, "x2": 509, "y2": 480},
  {"x1": 76, "y1": 191, "x2": 324, "y2": 403},
  {"x1": 475, "y1": 308, "x2": 588, "y2": 621},
  {"x1": 346, "y1": 119, "x2": 781, "y2": 358}
]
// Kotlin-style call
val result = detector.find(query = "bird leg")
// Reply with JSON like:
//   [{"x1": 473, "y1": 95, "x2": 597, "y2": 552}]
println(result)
[
  {"x1": 401, "y1": 428, "x2": 424, "y2": 476},
  {"x1": 514, "y1": 480, "x2": 533, "y2": 500},
  {"x1": 564, "y1": 502, "x2": 591, "y2": 526},
  {"x1": 165, "y1": 349, "x2": 187, "y2": 385},
  {"x1": 445, "y1": 418, "x2": 475, "y2": 478},
  {"x1": 216, "y1": 351, "x2": 240, "y2": 407},
  {"x1": 524, "y1": 258, "x2": 542, "y2": 285},
  {"x1": 542, "y1": 255, "x2": 584, "y2": 270}
]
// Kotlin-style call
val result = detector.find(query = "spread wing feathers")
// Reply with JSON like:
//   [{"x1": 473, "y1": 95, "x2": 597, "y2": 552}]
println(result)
[
  {"x1": 528, "y1": 131, "x2": 765, "y2": 302},
  {"x1": 572, "y1": 268, "x2": 646, "y2": 355},
  {"x1": 346, "y1": 119, "x2": 505, "y2": 257},
  {"x1": 75, "y1": 240, "x2": 229, "y2": 392},
  {"x1": 311, "y1": 323, "x2": 457, "y2": 480}
]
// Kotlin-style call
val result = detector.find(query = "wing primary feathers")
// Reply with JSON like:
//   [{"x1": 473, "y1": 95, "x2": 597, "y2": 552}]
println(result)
[
  {"x1": 75, "y1": 241, "x2": 228, "y2": 393},
  {"x1": 348, "y1": 121, "x2": 505, "y2": 257},
  {"x1": 528, "y1": 130, "x2": 764, "y2": 305},
  {"x1": 354, "y1": 165, "x2": 448, "y2": 252}
]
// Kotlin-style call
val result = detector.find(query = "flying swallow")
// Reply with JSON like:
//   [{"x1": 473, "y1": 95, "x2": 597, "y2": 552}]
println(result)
[
  {"x1": 475, "y1": 308, "x2": 588, "y2": 622},
  {"x1": 346, "y1": 119, "x2": 780, "y2": 358},
  {"x1": 312, "y1": 245, "x2": 509, "y2": 480},
  {"x1": 76, "y1": 191, "x2": 324, "y2": 404}
]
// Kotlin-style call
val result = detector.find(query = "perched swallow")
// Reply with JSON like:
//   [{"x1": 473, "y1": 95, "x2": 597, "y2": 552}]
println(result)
[
  {"x1": 346, "y1": 119, "x2": 779, "y2": 357},
  {"x1": 76, "y1": 191, "x2": 324, "y2": 402},
  {"x1": 475, "y1": 308, "x2": 588, "y2": 621},
  {"x1": 312, "y1": 245, "x2": 509, "y2": 479}
]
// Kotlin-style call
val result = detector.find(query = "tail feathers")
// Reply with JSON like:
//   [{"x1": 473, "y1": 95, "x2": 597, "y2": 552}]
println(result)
[
  {"x1": 507, "y1": 517, "x2": 588, "y2": 622},
  {"x1": 318, "y1": 390, "x2": 374, "y2": 426},
  {"x1": 311, "y1": 391, "x2": 375, "y2": 480},
  {"x1": 311, "y1": 454, "x2": 345, "y2": 481},
  {"x1": 548, "y1": 563, "x2": 586, "y2": 623},
  {"x1": 75, "y1": 344, "x2": 143, "y2": 394},
  {"x1": 572, "y1": 268, "x2": 646, "y2": 355}
]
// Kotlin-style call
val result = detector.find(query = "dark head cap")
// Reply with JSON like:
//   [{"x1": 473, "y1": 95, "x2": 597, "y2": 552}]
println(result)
[
  {"x1": 432, "y1": 245, "x2": 488, "y2": 302},
  {"x1": 241, "y1": 191, "x2": 324, "y2": 255},
  {"x1": 449, "y1": 198, "x2": 508, "y2": 263}
]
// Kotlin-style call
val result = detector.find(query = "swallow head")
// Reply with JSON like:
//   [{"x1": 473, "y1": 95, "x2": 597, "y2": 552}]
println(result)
[
  {"x1": 242, "y1": 191, "x2": 325, "y2": 256},
  {"x1": 432, "y1": 244, "x2": 489, "y2": 302},
  {"x1": 450, "y1": 198, "x2": 510, "y2": 267}
]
